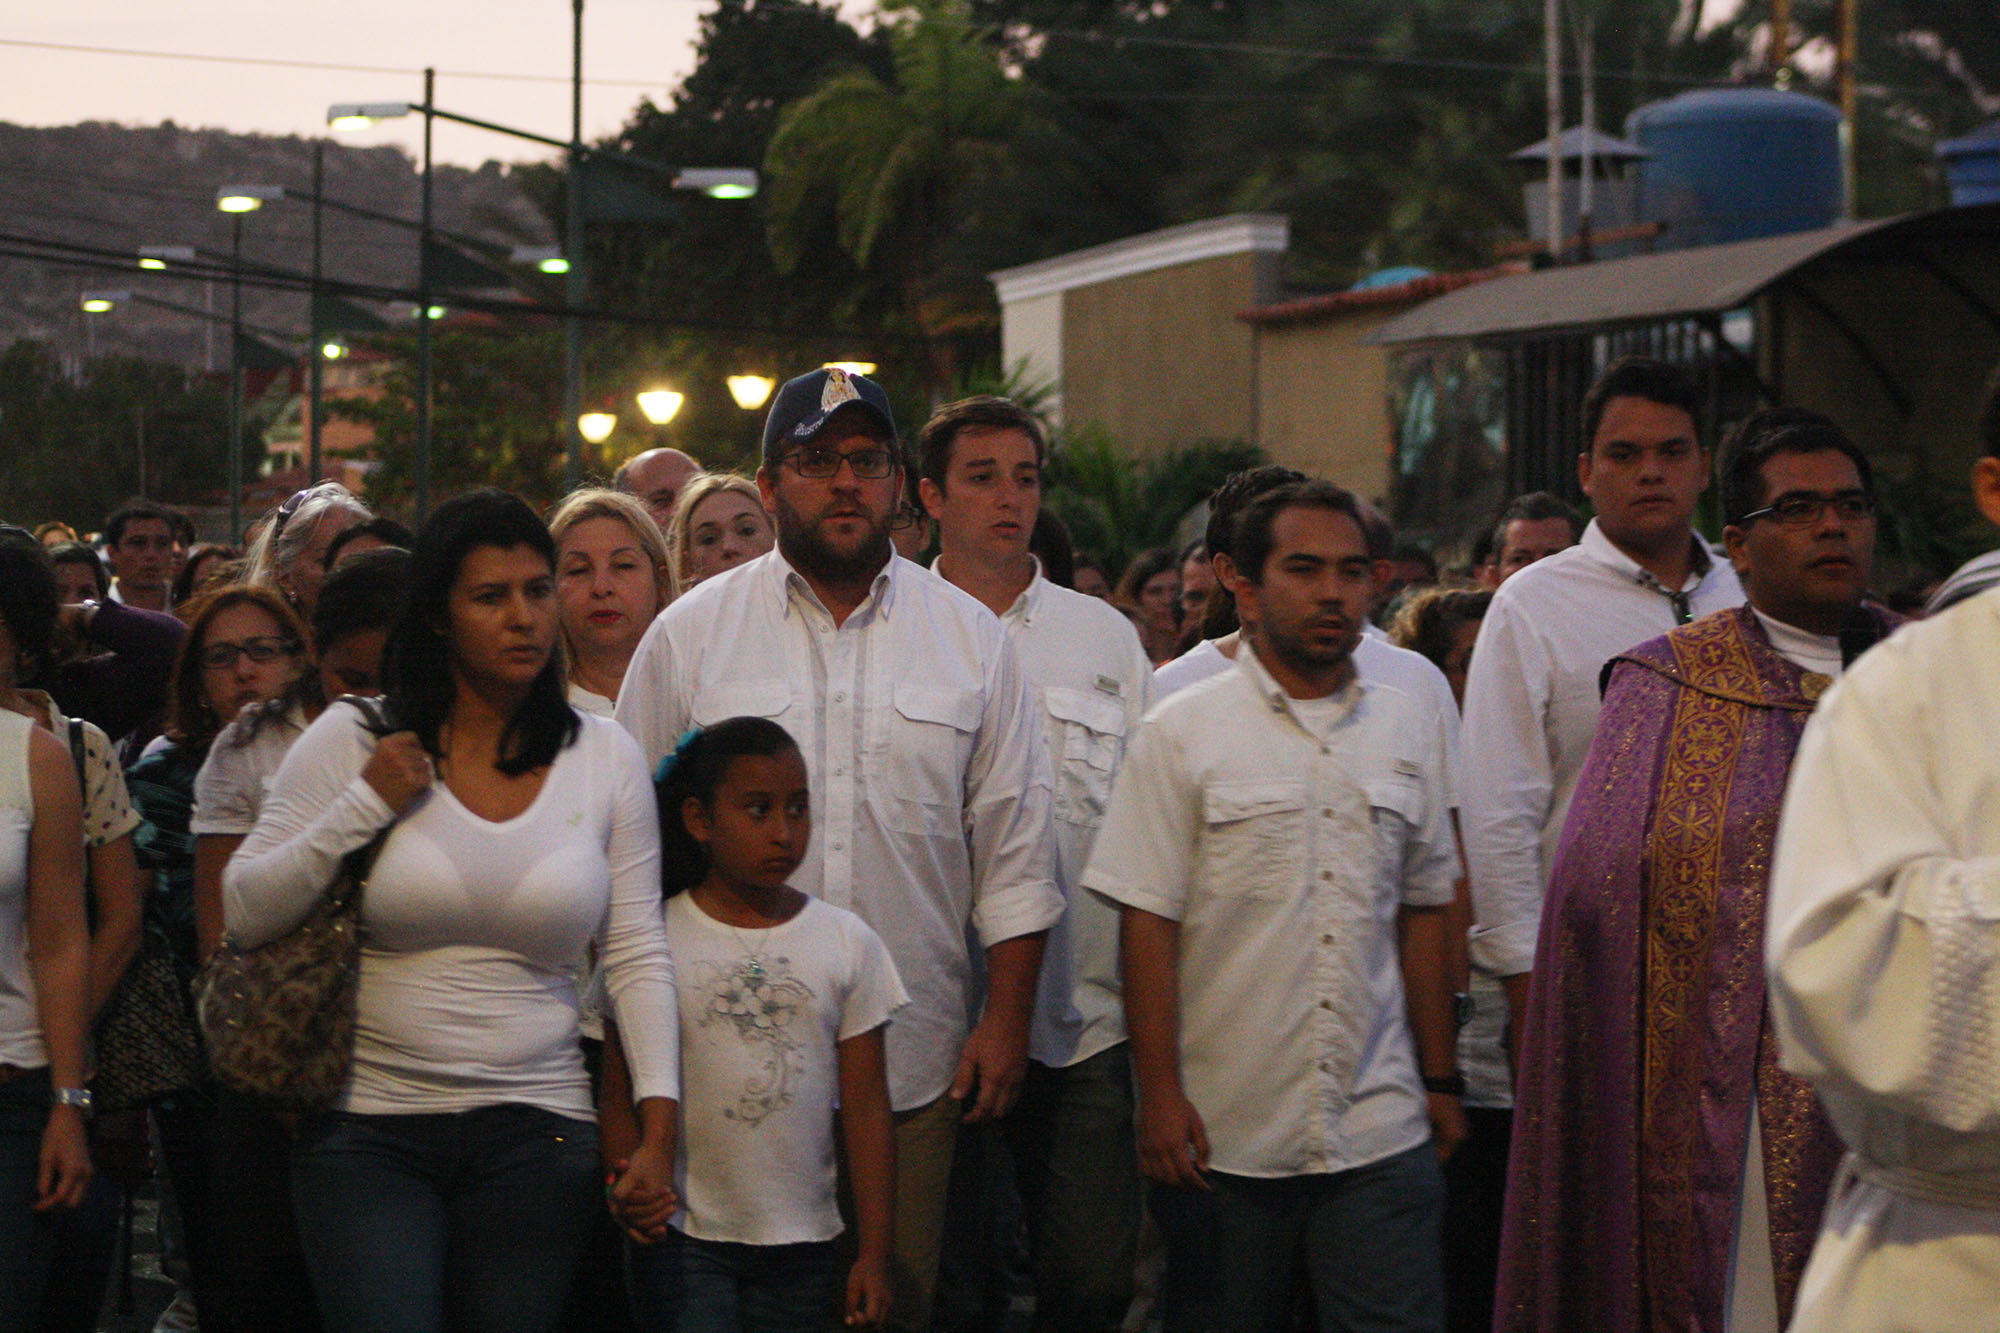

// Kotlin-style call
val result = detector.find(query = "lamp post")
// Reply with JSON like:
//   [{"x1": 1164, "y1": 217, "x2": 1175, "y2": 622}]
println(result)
[
  {"x1": 328, "y1": 88, "x2": 757, "y2": 497},
  {"x1": 216, "y1": 184, "x2": 281, "y2": 540}
]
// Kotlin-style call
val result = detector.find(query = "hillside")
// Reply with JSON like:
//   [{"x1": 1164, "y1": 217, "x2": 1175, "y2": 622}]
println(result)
[{"x1": 0, "y1": 119, "x2": 556, "y2": 370}]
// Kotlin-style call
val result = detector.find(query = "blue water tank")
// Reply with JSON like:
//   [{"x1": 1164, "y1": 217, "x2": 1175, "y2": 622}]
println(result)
[
  {"x1": 1938, "y1": 122, "x2": 2000, "y2": 206},
  {"x1": 1626, "y1": 88, "x2": 1842, "y2": 249}
]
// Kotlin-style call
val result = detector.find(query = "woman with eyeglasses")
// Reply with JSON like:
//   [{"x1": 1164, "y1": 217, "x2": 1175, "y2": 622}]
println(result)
[
  {"x1": 182, "y1": 554, "x2": 409, "y2": 1332},
  {"x1": 126, "y1": 583, "x2": 313, "y2": 1331},
  {"x1": 225, "y1": 489, "x2": 679, "y2": 1333}
]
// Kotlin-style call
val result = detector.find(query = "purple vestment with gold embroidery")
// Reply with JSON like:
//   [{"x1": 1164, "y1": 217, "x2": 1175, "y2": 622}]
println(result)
[{"x1": 1494, "y1": 605, "x2": 1892, "y2": 1333}]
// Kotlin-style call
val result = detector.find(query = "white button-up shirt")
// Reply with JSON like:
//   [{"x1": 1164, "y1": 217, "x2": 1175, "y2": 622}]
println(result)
[
  {"x1": 1085, "y1": 645, "x2": 1459, "y2": 1178},
  {"x1": 977, "y1": 562, "x2": 1152, "y2": 1068},
  {"x1": 1461, "y1": 518, "x2": 1742, "y2": 979},
  {"x1": 617, "y1": 549, "x2": 1062, "y2": 1110}
]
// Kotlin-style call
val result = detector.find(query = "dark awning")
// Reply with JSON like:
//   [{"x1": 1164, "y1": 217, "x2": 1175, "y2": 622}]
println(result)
[{"x1": 1370, "y1": 217, "x2": 1896, "y2": 345}]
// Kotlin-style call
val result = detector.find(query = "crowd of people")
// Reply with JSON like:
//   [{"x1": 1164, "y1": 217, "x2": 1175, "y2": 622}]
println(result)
[{"x1": 4, "y1": 355, "x2": 2000, "y2": 1333}]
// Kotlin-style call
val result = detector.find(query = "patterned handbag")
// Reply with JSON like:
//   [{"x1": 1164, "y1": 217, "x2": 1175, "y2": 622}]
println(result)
[
  {"x1": 91, "y1": 928, "x2": 205, "y2": 1112},
  {"x1": 191, "y1": 697, "x2": 395, "y2": 1111}
]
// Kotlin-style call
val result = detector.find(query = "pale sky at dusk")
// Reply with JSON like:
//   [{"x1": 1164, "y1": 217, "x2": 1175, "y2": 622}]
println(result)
[{"x1": 0, "y1": 2, "x2": 740, "y2": 169}]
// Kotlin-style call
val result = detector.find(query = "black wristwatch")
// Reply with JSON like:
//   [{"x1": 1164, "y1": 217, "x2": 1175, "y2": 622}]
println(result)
[
  {"x1": 1422, "y1": 1073, "x2": 1466, "y2": 1098},
  {"x1": 1451, "y1": 991, "x2": 1474, "y2": 1028}
]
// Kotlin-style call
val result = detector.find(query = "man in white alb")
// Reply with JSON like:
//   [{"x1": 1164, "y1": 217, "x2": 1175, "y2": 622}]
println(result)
[
  {"x1": 918, "y1": 395, "x2": 1152, "y2": 1327},
  {"x1": 1459, "y1": 355, "x2": 1743, "y2": 1057},
  {"x1": 616, "y1": 368, "x2": 1060, "y2": 1330}
]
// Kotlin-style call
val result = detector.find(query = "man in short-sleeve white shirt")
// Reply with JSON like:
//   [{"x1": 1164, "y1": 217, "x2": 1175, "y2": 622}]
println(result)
[
  {"x1": 616, "y1": 368, "x2": 1060, "y2": 1330},
  {"x1": 1460, "y1": 357, "x2": 1743, "y2": 1053},
  {"x1": 1087, "y1": 480, "x2": 1463, "y2": 1329},
  {"x1": 917, "y1": 395, "x2": 1153, "y2": 1325}
]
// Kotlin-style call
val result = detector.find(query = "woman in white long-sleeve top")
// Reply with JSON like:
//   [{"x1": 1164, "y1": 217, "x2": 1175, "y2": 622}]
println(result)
[
  {"x1": 224, "y1": 488, "x2": 680, "y2": 1333},
  {"x1": 1767, "y1": 589, "x2": 2000, "y2": 1332}
]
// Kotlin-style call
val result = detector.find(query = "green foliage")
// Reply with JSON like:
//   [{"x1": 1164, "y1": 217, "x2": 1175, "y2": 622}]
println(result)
[
  {"x1": 1044, "y1": 426, "x2": 1262, "y2": 574},
  {"x1": 0, "y1": 342, "x2": 229, "y2": 531}
]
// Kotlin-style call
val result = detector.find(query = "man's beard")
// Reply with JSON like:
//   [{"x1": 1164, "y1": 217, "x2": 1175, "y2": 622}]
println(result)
[
  {"x1": 1258, "y1": 613, "x2": 1359, "y2": 676},
  {"x1": 774, "y1": 493, "x2": 893, "y2": 585}
]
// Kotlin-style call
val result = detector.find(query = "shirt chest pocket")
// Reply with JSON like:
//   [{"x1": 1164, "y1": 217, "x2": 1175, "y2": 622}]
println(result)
[
  {"x1": 1197, "y1": 780, "x2": 1308, "y2": 900},
  {"x1": 1043, "y1": 688, "x2": 1127, "y2": 831},
  {"x1": 690, "y1": 679, "x2": 795, "y2": 730},
  {"x1": 1364, "y1": 771, "x2": 1425, "y2": 890},
  {"x1": 877, "y1": 684, "x2": 981, "y2": 839}
]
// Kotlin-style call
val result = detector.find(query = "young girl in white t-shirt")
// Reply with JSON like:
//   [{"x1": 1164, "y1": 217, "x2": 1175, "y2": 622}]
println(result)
[{"x1": 602, "y1": 716, "x2": 905, "y2": 1329}]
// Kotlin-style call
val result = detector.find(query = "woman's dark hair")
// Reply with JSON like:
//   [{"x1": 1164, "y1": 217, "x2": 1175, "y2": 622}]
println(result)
[
  {"x1": 1390, "y1": 587, "x2": 1493, "y2": 676},
  {"x1": 654, "y1": 717, "x2": 802, "y2": 897},
  {"x1": 382, "y1": 488, "x2": 577, "y2": 775},
  {"x1": 1114, "y1": 546, "x2": 1179, "y2": 611},
  {"x1": 166, "y1": 583, "x2": 311, "y2": 749},
  {"x1": 323, "y1": 516, "x2": 416, "y2": 571},
  {"x1": 314, "y1": 547, "x2": 411, "y2": 654},
  {"x1": 0, "y1": 536, "x2": 60, "y2": 683},
  {"x1": 47, "y1": 541, "x2": 110, "y2": 598},
  {"x1": 172, "y1": 542, "x2": 241, "y2": 609}
]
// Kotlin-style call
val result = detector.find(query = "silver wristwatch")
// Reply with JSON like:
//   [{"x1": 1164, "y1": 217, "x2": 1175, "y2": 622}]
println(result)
[{"x1": 52, "y1": 1086, "x2": 93, "y2": 1113}]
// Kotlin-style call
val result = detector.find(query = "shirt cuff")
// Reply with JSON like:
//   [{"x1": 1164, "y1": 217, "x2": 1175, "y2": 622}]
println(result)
[
  {"x1": 1085, "y1": 878, "x2": 1184, "y2": 923},
  {"x1": 970, "y1": 880, "x2": 1064, "y2": 951},
  {"x1": 1472, "y1": 918, "x2": 1540, "y2": 978}
]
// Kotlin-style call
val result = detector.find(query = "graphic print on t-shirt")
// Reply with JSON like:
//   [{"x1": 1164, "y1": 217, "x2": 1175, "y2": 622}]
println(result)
[{"x1": 696, "y1": 953, "x2": 814, "y2": 1125}]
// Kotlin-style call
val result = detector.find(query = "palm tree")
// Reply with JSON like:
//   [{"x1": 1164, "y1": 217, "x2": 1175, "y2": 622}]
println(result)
[{"x1": 763, "y1": 0, "x2": 1061, "y2": 393}]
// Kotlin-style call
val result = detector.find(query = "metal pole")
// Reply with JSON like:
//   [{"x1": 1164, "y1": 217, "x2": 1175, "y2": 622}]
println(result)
[
  {"x1": 1578, "y1": 13, "x2": 1595, "y2": 259},
  {"x1": 563, "y1": 0, "x2": 586, "y2": 493},
  {"x1": 417, "y1": 66, "x2": 435, "y2": 519},
  {"x1": 229, "y1": 213, "x2": 244, "y2": 541},
  {"x1": 309, "y1": 139, "x2": 325, "y2": 484},
  {"x1": 1836, "y1": 0, "x2": 1857, "y2": 219},
  {"x1": 1545, "y1": 0, "x2": 1563, "y2": 260}
]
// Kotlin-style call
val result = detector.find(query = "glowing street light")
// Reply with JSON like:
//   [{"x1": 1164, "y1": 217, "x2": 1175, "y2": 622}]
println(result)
[
  {"x1": 636, "y1": 389, "x2": 685, "y2": 425},
  {"x1": 672, "y1": 168, "x2": 759, "y2": 200},
  {"x1": 137, "y1": 245, "x2": 196, "y2": 271},
  {"x1": 511, "y1": 246, "x2": 570, "y2": 276},
  {"x1": 216, "y1": 184, "x2": 284, "y2": 213},
  {"x1": 79, "y1": 292, "x2": 128, "y2": 315},
  {"x1": 327, "y1": 102, "x2": 415, "y2": 132},
  {"x1": 578, "y1": 412, "x2": 618, "y2": 444},
  {"x1": 823, "y1": 361, "x2": 878, "y2": 377},
  {"x1": 727, "y1": 375, "x2": 777, "y2": 410}
]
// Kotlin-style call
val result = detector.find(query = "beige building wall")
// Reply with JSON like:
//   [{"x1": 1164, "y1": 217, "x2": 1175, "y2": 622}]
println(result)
[
  {"x1": 1000, "y1": 291, "x2": 1064, "y2": 418},
  {"x1": 1060, "y1": 250, "x2": 1276, "y2": 453},
  {"x1": 1252, "y1": 307, "x2": 1401, "y2": 504}
]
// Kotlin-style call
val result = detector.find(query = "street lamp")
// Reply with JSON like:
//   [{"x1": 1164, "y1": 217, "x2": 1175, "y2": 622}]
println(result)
[
  {"x1": 328, "y1": 89, "x2": 757, "y2": 495},
  {"x1": 727, "y1": 375, "x2": 776, "y2": 411},
  {"x1": 823, "y1": 361, "x2": 878, "y2": 377},
  {"x1": 636, "y1": 389, "x2": 684, "y2": 426},
  {"x1": 511, "y1": 246, "x2": 571, "y2": 276},
  {"x1": 578, "y1": 412, "x2": 617, "y2": 445},
  {"x1": 217, "y1": 185, "x2": 283, "y2": 540}
]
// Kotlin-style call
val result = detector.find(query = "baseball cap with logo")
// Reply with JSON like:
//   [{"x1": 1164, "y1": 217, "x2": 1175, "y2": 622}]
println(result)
[{"x1": 761, "y1": 367, "x2": 897, "y2": 462}]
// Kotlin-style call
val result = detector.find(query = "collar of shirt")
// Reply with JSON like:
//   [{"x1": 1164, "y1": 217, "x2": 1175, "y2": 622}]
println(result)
[
  {"x1": 766, "y1": 546, "x2": 898, "y2": 626},
  {"x1": 1234, "y1": 638, "x2": 1365, "y2": 736},
  {"x1": 1578, "y1": 516, "x2": 1716, "y2": 592}
]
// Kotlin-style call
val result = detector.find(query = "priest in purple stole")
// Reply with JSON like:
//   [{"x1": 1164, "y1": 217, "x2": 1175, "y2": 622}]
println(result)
[{"x1": 1495, "y1": 409, "x2": 1895, "y2": 1333}]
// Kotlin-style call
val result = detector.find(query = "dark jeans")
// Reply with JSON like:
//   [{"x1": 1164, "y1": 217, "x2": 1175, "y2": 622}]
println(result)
[
  {"x1": 292, "y1": 1104, "x2": 602, "y2": 1333},
  {"x1": 209, "y1": 1088, "x2": 322, "y2": 1332},
  {"x1": 625, "y1": 1230, "x2": 839, "y2": 1333},
  {"x1": 152, "y1": 1086, "x2": 229, "y2": 1329},
  {"x1": 1151, "y1": 1142, "x2": 1447, "y2": 1333},
  {"x1": 1441, "y1": 1108, "x2": 1510, "y2": 1333},
  {"x1": 0, "y1": 1068, "x2": 59, "y2": 1333}
]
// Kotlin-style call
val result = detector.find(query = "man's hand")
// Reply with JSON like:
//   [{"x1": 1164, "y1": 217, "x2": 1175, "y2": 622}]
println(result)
[
  {"x1": 1137, "y1": 1086, "x2": 1210, "y2": 1190},
  {"x1": 34, "y1": 1106, "x2": 91, "y2": 1211},
  {"x1": 949, "y1": 1009, "x2": 1029, "y2": 1123},
  {"x1": 1427, "y1": 1092, "x2": 1469, "y2": 1164}
]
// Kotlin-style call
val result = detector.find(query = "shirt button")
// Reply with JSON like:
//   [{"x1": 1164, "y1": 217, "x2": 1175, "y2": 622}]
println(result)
[
  {"x1": 1318, "y1": 999, "x2": 1332, "y2": 1010},
  {"x1": 834, "y1": 765, "x2": 845, "y2": 776},
  {"x1": 1321, "y1": 871, "x2": 1333, "y2": 881},
  {"x1": 1321, "y1": 934, "x2": 1334, "y2": 945},
  {"x1": 1321, "y1": 808, "x2": 1334, "y2": 818},
  {"x1": 832, "y1": 840, "x2": 844, "y2": 851},
  {"x1": 834, "y1": 692, "x2": 846, "y2": 703}
]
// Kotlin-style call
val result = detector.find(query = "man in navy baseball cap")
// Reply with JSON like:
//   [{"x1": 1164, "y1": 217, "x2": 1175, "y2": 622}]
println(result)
[{"x1": 761, "y1": 366, "x2": 898, "y2": 460}]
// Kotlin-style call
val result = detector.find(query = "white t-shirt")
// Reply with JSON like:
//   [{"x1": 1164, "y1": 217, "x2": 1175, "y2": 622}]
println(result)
[
  {"x1": 224, "y1": 706, "x2": 681, "y2": 1117},
  {"x1": 668, "y1": 893, "x2": 906, "y2": 1245},
  {"x1": 567, "y1": 682, "x2": 615, "y2": 719},
  {"x1": 190, "y1": 701, "x2": 309, "y2": 837},
  {"x1": 0, "y1": 710, "x2": 44, "y2": 1069}
]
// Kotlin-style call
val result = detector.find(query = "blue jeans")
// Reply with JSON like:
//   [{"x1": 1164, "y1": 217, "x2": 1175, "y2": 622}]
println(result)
[
  {"x1": 1152, "y1": 1141, "x2": 1447, "y2": 1333},
  {"x1": 0, "y1": 1068, "x2": 57, "y2": 1333},
  {"x1": 292, "y1": 1104, "x2": 602, "y2": 1333},
  {"x1": 625, "y1": 1229, "x2": 839, "y2": 1332}
]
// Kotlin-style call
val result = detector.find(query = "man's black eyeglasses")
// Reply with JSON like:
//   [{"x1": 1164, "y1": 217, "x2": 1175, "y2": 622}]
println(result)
[
  {"x1": 1738, "y1": 492, "x2": 1875, "y2": 527},
  {"x1": 782, "y1": 446, "x2": 898, "y2": 480}
]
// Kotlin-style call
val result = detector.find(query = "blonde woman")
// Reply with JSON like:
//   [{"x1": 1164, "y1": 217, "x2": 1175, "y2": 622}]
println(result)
[
  {"x1": 663, "y1": 473, "x2": 773, "y2": 596},
  {"x1": 548, "y1": 489, "x2": 671, "y2": 717}
]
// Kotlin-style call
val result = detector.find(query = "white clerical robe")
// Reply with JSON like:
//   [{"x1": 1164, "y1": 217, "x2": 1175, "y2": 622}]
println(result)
[{"x1": 1767, "y1": 589, "x2": 2000, "y2": 1332}]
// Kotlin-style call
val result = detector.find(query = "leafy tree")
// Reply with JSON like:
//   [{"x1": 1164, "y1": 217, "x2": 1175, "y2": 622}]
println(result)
[
  {"x1": 1044, "y1": 427, "x2": 1261, "y2": 575},
  {"x1": 0, "y1": 342, "x2": 230, "y2": 530}
]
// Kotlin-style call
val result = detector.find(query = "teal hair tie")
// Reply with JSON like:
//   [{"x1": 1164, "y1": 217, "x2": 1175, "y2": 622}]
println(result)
[{"x1": 653, "y1": 727, "x2": 704, "y2": 786}]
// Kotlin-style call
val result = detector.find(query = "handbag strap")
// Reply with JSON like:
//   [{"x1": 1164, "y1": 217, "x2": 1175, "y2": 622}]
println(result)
[{"x1": 332, "y1": 695, "x2": 401, "y2": 905}]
